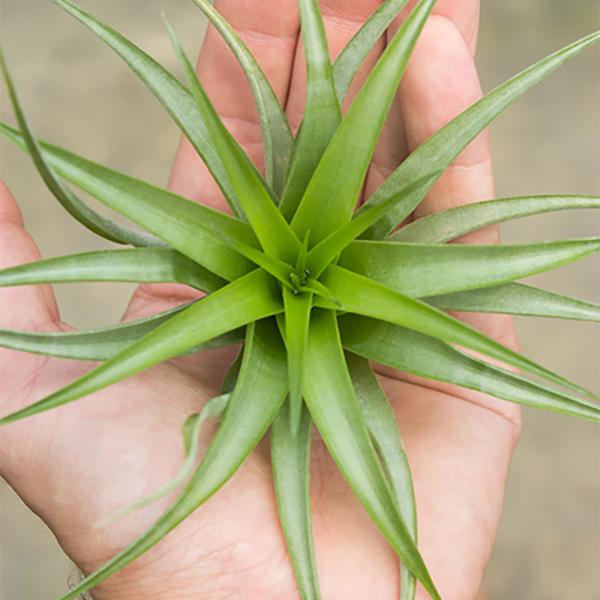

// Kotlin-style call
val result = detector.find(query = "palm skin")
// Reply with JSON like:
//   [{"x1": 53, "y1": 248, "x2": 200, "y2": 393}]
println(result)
[{"x1": 0, "y1": 2, "x2": 521, "y2": 599}]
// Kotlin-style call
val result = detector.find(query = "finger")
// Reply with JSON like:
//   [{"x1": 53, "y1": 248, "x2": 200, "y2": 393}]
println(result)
[
  {"x1": 285, "y1": 0, "x2": 387, "y2": 130},
  {"x1": 168, "y1": 0, "x2": 301, "y2": 211}
]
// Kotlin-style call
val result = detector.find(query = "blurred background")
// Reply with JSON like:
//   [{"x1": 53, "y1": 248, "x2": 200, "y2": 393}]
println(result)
[{"x1": 0, "y1": 1, "x2": 598, "y2": 598}]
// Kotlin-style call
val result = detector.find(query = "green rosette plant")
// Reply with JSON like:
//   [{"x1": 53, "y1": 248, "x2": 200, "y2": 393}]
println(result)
[{"x1": 1, "y1": 1, "x2": 599, "y2": 599}]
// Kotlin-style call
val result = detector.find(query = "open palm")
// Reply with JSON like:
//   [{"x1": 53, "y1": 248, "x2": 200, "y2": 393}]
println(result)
[{"x1": 0, "y1": 1, "x2": 520, "y2": 599}]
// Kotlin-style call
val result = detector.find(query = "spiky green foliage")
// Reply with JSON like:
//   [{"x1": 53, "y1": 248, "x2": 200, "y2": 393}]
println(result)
[{"x1": 0, "y1": 1, "x2": 598, "y2": 598}]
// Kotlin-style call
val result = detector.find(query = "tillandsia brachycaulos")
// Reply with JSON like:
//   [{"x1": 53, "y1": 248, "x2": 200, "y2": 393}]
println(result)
[{"x1": 0, "y1": 0, "x2": 599, "y2": 598}]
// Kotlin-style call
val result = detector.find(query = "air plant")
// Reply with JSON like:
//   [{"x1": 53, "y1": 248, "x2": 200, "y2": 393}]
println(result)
[{"x1": 0, "y1": 0, "x2": 598, "y2": 598}]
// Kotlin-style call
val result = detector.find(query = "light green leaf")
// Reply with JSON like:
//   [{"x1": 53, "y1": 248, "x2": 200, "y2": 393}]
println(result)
[
  {"x1": 0, "y1": 48, "x2": 160, "y2": 247},
  {"x1": 0, "y1": 248, "x2": 224, "y2": 291},
  {"x1": 291, "y1": 0, "x2": 437, "y2": 243},
  {"x1": 333, "y1": 0, "x2": 409, "y2": 102},
  {"x1": 0, "y1": 270, "x2": 281, "y2": 425},
  {"x1": 0, "y1": 307, "x2": 244, "y2": 362},
  {"x1": 191, "y1": 0, "x2": 293, "y2": 197},
  {"x1": 279, "y1": 0, "x2": 342, "y2": 220},
  {"x1": 320, "y1": 266, "x2": 593, "y2": 397},
  {"x1": 304, "y1": 310, "x2": 440, "y2": 599},
  {"x1": 427, "y1": 283, "x2": 600, "y2": 322},
  {"x1": 393, "y1": 195, "x2": 600, "y2": 243},
  {"x1": 347, "y1": 354, "x2": 417, "y2": 600},
  {"x1": 0, "y1": 123, "x2": 257, "y2": 282},
  {"x1": 283, "y1": 288, "x2": 313, "y2": 433},
  {"x1": 307, "y1": 173, "x2": 438, "y2": 276},
  {"x1": 271, "y1": 402, "x2": 321, "y2": 600},
  {"x1": 341, "y1": 316, "x2": 600, "y2": 422},
  {"x1": 162, "y1": 17, "x2": 300, "y2": 261},
  {"x1": 340, "y1": 238, "x2": 600, "y2": 297},
  {"x1": 51, "y1": 0, "x2": 244, "y2": 217},
  {"x1": 362, "y1": 31, "x2": 600, "y2": 239},
  {"x1": 61, "y1": 320, "x2": 288, "y2": 600},
  {"x1": 101, "y1": 394, "x2": 230, "y2": 527}
]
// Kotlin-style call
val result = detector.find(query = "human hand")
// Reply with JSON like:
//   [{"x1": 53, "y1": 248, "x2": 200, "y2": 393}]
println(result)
[{"x1": 0, "y1": 1, "x2": 519, "y2": 599}]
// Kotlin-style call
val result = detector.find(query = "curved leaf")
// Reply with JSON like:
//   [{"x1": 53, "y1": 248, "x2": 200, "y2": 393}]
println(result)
[
  {"x1": 162, "y1": 17, "x2": 300, "y2": 261},
  {"x1": 340, "y1": 238, "x2": 600, "y2": 297},
  {"x1": 291, "y1": 0, "x2": 437, "y2": 243},
  {"x1": 341, "y1": 316, "x2": 600, "y2": 421},
  {"x1": 0, "y1": 248, "x2": 224, "y2": 291},
  {"x1": 271, "y1": 403, "x2": 321, "y2": 600},
  {"x1": 279, "y1": 0, "x2": 342, "y2": 220},
  {"x1": 0, "y1": 270, "x2": 281, "y2": 425},
  {"x1": 427, "y1": 283, "x2": 600, "y2": 322},
  {"x1": 0, "y1": 48, "x2": 160, "y2": 247},
  {"x1": 347, "y1": 354, "x2": 417, "y2": 600},
  {"x1": 61, "y1": 320, "x2": 288, "y2": 600},
  {"x1": 393, "y1": 195, "x2": 600, "y2": 243},
  {"x1": 0, "y1": 123, "x2": 257, "y2": 281},
  {"x1": 362, "y1": 31, "x2": 600, "y2": 239},
  {"x1": 333, "y1": 0, "x2": 409, "y2": 102},
  {"x1": 51, "y1": 0, "x2": 243, "y2": 217},
  {"x1": 191, "y1": 0, "x2": 293, "y2": 197},
  {"x1": 320, "y1": 266, "x2": 594, "y2": 397},
  {"x1": 304, "y1": 310, "x2": 440, "y2": 599}
]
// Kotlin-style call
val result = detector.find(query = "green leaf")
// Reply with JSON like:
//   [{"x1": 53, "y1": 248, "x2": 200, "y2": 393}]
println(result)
[
  {"x1": 320, "y1": 266, "x2": 593, "y2": 398},
  {"x1": 304, "y1": 310, "x2": 440, "y2": 599},
  {"x1": 0, "y1": 123, "x2": 258, "y2": 282},
  {"x1": 291, "y1": 0, "x2": 437, "y2": 244},
  {"x1": 0, "y1": 48, "x2": 159, "y2": 247},
  {"x1": 0, "y1": 307, "x2": 245, "y2": 362},
  {"x1": 333, "y1": 0, "x2": 409, "y2": 102},
  {"x1": 427, "y1": 283, "x2": 600, "y2": 322},
  {"x1": 283, "y1": 288, "x2": 313, "y2": 433},
  {"x1": 393, "y1": 195, "x2": 600, "y2": 243},
  {"x1": 221, "y1": 350, "x2": 244, "y2": 394},
  {"x1": 271, "y1": 402, "x2": 321, "y2": 600},
  {"x1": 51, "y1": 0, "x2": 243, "y2": 217},
  {"x1": 0, "y1": 270, "x2": 281, "y2": 425},
  {"x1": 102, "y1": 394, "x2": 230, "y2": 526},
  {"x1": 307, "y1": 173, "x2": 438, "y2": 276},
  {"x1": 362, "y1": 31, "x2": 600, "y2": 239},
  {"x1": 279, "y1": 0, "x2": 342, "y2": 220},
  {"x1": 347, "y1": 354, "x2": 417, "y2": 600},
  {"x1": 190, "y1": 0, "x2": 293, "y2": 197},
  {"x1": 61, "y1": 320, "x2": 288, "y2": 600},
  {"x1": 341, "y1": 316, "x2": 600, "y2": 422},
  {"x1": 340, "y1": 238, "x2": 600, "y2": 298},
  {"x1": 0, "y1": 248, "x2": 225, "y2": 291},
  {"x1": 162, "y1": 17, "x2": 301, "y2": 262}
]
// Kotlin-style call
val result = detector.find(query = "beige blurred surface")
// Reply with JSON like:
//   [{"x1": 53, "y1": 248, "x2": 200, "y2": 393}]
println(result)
[{"x1": 0, "y1": 1, "x2": 598, "y2": 599}]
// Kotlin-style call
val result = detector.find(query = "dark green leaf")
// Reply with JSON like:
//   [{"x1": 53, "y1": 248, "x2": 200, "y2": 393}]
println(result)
[
  {"x1": 341, "y1": 316, "x2": 600, "y2": 421},
  {"x1": 291, "y1": 0, "x2": 437, "y2": 243},
  {"x1": 0, "y1": 270, "x2": 281, "y2": 425},
  {"x1": 347, "y1": 354, "x2": 417, "y2": 600},
  {"x1": 304, "y1": 310, "x2": 440, "y2": 599},
  {"x1": 393, "y1": 195, "x2": 600, "y2": 243},
  {"x1": 61, "y1": 320, "x2": 288, "y2": 600},
  {"x1": 362, "y1": 32, "x2": 600, "y2": 239},
  {"x1": 271, "y1": 403, "x2": 321, "y2": 600},
  {"x1": 191, "y1": 0, "x2": 293, "y2": 197},
  {"x1": 427, "y1": 283, "x2": 600, "y2": 322},
  {"x1": 0, "y1": 248, "x2": 224, "y2": 291},
  {"x1": 320, "y1": 266, "x2": 593, "y2": 397},
  {"x1": 279, "y1": 0, "x2": 342, "y2": 220},
  {"x1": 340, "y1": 238, "x2": 600, "y2": 297},
  {"x1": 0, "y1": 123, "x2": 258, "y2": 281}
]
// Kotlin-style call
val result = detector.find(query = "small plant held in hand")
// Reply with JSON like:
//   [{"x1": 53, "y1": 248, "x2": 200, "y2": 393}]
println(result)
[{"x1": 1, "y1": 0, "x2": 599, "y2": 598}]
